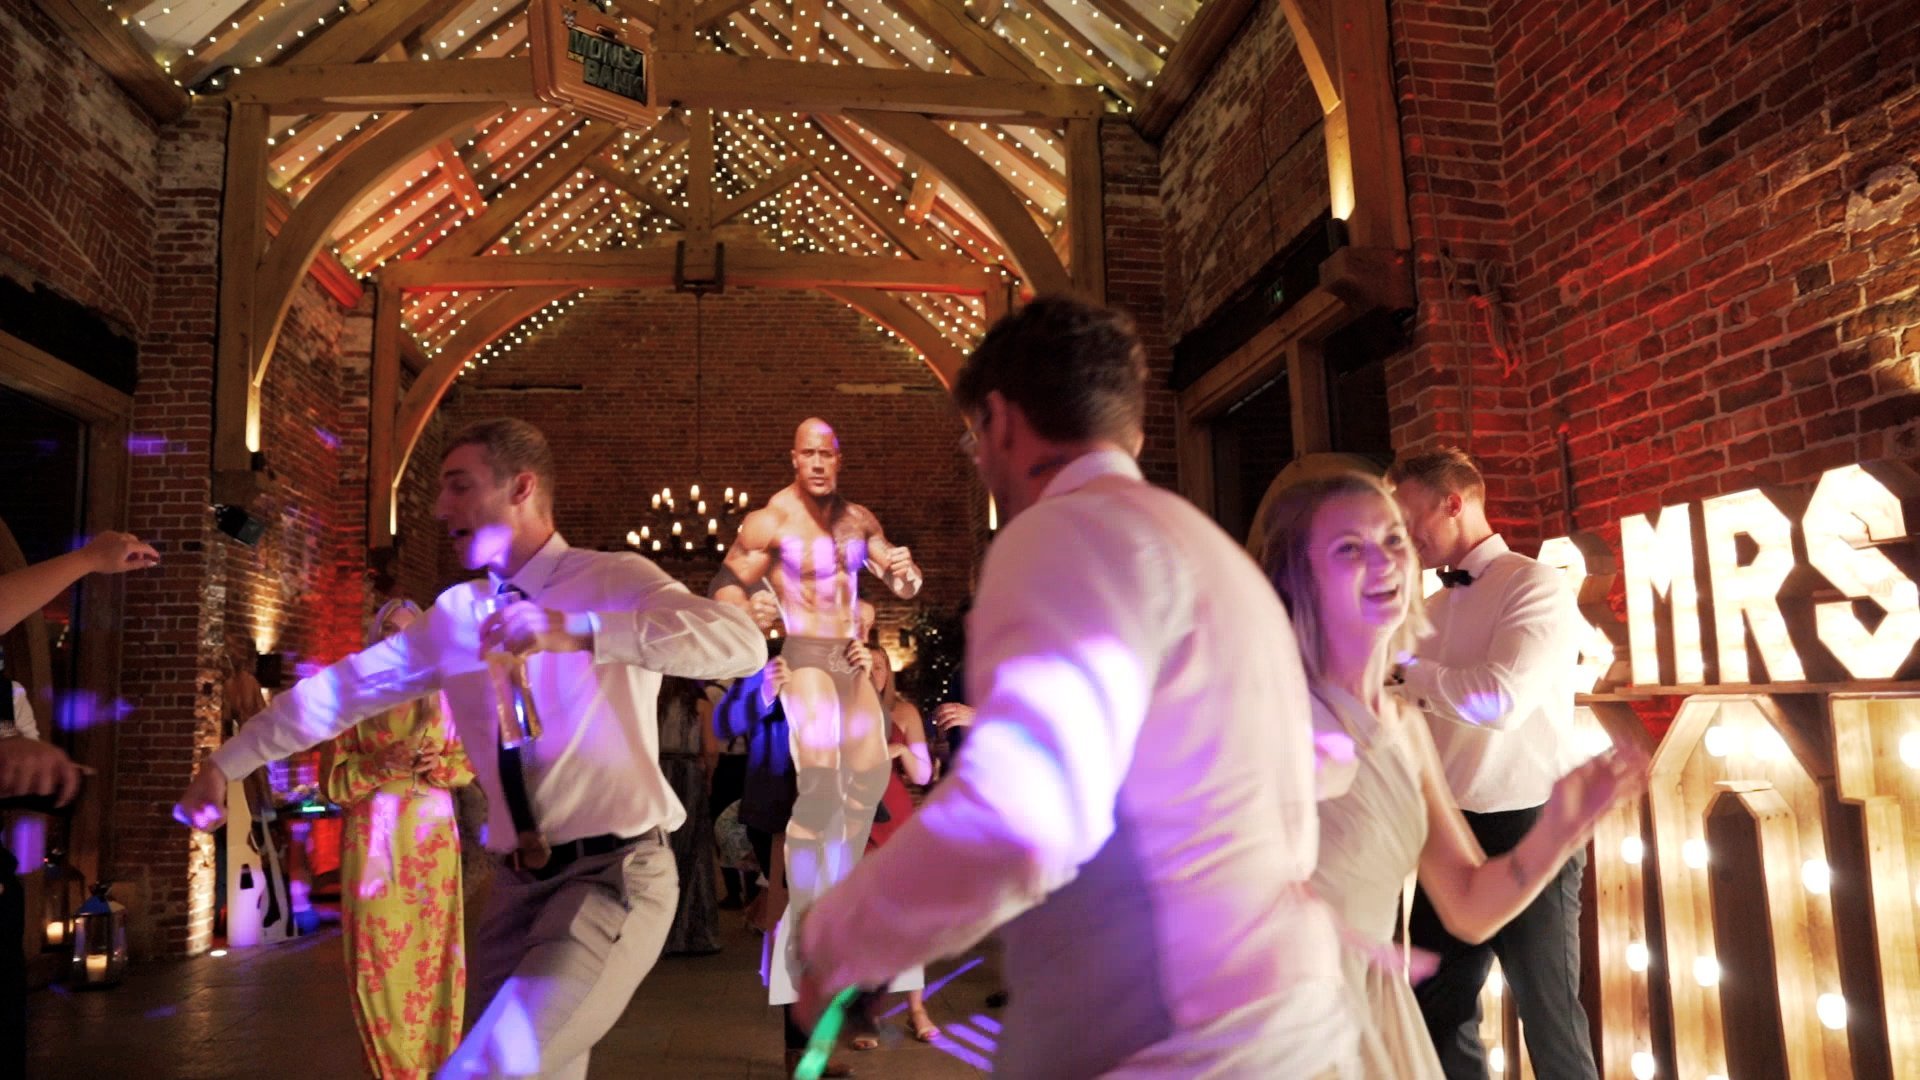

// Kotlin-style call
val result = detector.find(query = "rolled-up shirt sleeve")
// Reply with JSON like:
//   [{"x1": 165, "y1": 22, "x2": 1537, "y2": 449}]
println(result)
[
  {"x1": 799, "y1": 501, "x2": 1180, "y2": 992},
  {"x1": 590, "y1": 554, "x2": 767, "y2": 679},
  {"x1": 211, "y1": 606, "x2": 447, "y2": 781}
]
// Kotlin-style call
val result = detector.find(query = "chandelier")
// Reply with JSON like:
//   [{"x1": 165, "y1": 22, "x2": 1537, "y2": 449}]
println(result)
[{"x1": 627, "y1": 256, "x2": 749, "y2": 561}]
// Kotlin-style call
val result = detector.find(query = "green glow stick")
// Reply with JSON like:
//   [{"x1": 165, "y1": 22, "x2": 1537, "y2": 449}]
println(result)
[{"x1": 793, "y1": 987, "x2": 862, "y2": 1080}]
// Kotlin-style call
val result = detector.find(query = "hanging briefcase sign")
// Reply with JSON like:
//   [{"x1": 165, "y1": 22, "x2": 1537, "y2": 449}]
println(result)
[{"x1": 529, "y1": 0, "x2": 652, "y2": 124}]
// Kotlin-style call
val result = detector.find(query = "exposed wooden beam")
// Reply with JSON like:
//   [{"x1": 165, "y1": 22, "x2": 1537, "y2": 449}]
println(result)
[
  {"x1": 590, "y1": 161, "x2": 689, "y2": 227},
  {"x1": 253, "y1": 102, "x2": 497, "y2": 392},
  {"x1": 31, "y1": 0, "x2": 189, "y2": 121},
  {"x1": 215, "y1": 103, "x2": 270, "y2": 493},
  {"x1": 650, "y1": 51, "x2": 1106, "y2": 120},
  {"x1": 697, "y1": 0, "x2": 766, "y2": 31},
  {"x1": 688, "y1": 108, "x2": 716, "y2": 232},
  {"x1": 822, "y1": 287, "x2": 966, "y2": 387},
  {"x1": 427, "y1": 123, "x2": 621, "y2": 259},
  {"x1": 1277, "y1": 0, "x2": 1339, "y2": 112},
  {"x1": 292, "y1": 0, "x2": 471, "y2": 66},
  {"x1": 223, "y1": 56, "x2": 540, "y2": 113},
  {"x1": 382, "y1": 247, "x2": 1007, "y2": 292},
  {"x1": 380, "y1": 285, "x2": 575, "y2": 546},
  {"x1": 1088, "y1": 0, "x2": 1175, "y2": 58},
  {"x1": 1065, "y1": 117, "x2": 1105, "y2": 303},
  {"x1": 1332, "y1": 0, "x2": 1411, "y2": 250},
  {"x1": 177, "y1": 0, "x2": 283, "y2": 86},
  {"x1": 789, "y1": 0, "x2": 821, "y2": 56},
  {"x1": 438, "y1": 139, "x2": 488, "y2": 215},
  {"x1": 263, "y1": 189, "x2": 365, "y2": 308},
  {"x1": 715, "y1": 159, "x2": 812, "y2": 225},
  {"x1": 1132, "y1": 0, "x2": 1256, "y2": 141},
  {"x1": 849, "y1": 110, "x2": 1070, "y2": 294},
  {"x1": 886, "y1": 0, "x2": 1047, "y2": 81},
  {"x1": 281, "y1": 111, "x2": 406, "y2": 199},
  {"x1": 904, "y1": 169, "x2": 939, "y2": 223}
]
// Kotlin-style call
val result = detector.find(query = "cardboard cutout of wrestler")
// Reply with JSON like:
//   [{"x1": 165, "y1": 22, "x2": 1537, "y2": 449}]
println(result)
[{"x1": 715, "y1": 418, "x2": 923, "y2": 1006}]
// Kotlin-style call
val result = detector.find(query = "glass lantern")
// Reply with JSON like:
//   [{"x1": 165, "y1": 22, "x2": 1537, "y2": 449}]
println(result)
[
  {"x1": 68, "y1": 883, "x2": 129, "y2": 989},
  {"x1": 40, "y1": 846, "x2": 81, "y2": 955}
]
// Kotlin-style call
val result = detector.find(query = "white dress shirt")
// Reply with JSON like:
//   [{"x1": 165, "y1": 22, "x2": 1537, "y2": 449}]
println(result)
[
  {"x1": 212, "y1": 533, "x2": 766, "y2": 851},
  {"x1": 1403, "y1": 534, "x2": 1584, "y2": 812},
  {"x1": 801, "y1": 450, "x2": 1356, "y2": 1078}
]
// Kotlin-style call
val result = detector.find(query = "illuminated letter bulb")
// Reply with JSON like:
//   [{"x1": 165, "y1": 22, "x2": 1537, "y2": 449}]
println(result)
[
  {"x1": 1802, "y1": 858, "x2": 1831, "y2": 895},
  {"x1": 1485, "y1": 969, "x2": 1503, "y2": 998},
  {"x1": 1683, "y1": 839, "x2": 1710, "y2": 869},
  {"x1": 1693, "y1": 955, "x2": 1720, "y2": 987},
  {"x1": 1626, "y1": 942, "x2": 1650, "y2": 972},
  {"x1": 1817, "y1": 993, "x2": 1847, "y2": 1030},
  {"x1": 1488, "y1": 1047, "x2": 1505, "y2": 1074},
  {"x1": 1631, "y1": 1053, "x2": 1657, "y2": 1080},
  {"x1": 1901, "y1": 731, "x2": 1920, "y2": 769},
  {"x1": 1620, "y1": 836, "x2": 1645, "y2": 865}
]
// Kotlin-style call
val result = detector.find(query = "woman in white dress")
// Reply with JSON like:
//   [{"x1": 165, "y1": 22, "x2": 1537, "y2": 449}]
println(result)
[{"x1": 1257, "y1": 471, "x2": 1643, "y2": 1078}]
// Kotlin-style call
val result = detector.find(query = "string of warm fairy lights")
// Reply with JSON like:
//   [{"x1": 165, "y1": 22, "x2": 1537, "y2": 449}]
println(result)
[{"x1": 123, "y1": 0, "x2": 1157, "y2": 364}]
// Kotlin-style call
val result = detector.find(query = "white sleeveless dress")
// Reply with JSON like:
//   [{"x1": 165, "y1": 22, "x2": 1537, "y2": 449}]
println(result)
[{"x1": 1310, "y1": 684, "x2": 1446, "y2": 1080}]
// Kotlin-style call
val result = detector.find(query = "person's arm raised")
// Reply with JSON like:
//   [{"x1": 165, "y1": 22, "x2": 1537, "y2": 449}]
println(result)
[{"x1": 0, "y1": 532, "x2": 158, "y2": 634}]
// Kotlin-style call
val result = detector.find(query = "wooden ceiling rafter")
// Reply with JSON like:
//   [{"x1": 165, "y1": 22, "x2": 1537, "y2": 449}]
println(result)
[
  {"x1": 174, "y1": 0, "x2": 286, "y2": 85},
  {"x1": 1006, "y1": 0, "x2": 1143, "y2": 99},
  {"x1": 1084, "y1": 0, "x2": 1173, "y2": 58}
]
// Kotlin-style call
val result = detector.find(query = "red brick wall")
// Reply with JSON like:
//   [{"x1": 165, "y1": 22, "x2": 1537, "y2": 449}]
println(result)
[
  {"x1": 1491, "y1": 0, "x2": 1920, "y2": 540},
  {"x1": 404, "y1": 288, "x2": 983, "y2": 641},
  {"x1": 0, "y1": 0, "x2": 158, "y2": 334},
  {"x1": 1101, "y1": 120, "x2": 1179, "y2": 490}
]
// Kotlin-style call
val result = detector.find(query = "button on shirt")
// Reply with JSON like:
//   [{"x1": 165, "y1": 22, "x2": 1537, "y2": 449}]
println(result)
[
  {"x1": 800, "y1": 450, "x2": 1355, "y2": 1078},
  {"x1": 1402, "y1": 534, "x2": 1585, "y2": 813},
  {"x1": 212, "y1": 533, "x2": 766, "y2": 851}
]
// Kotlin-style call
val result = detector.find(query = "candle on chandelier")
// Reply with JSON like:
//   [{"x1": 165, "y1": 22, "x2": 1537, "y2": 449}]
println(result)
[
  {"x1": 651, "y1": 494, "x2": 661, "y2": 510},
  {"x1": 672, "y1": 521, "x2": 682, "y2": 536},
  {"x1": 708, "y1": 518, "x2": 718, "y2": 535}
]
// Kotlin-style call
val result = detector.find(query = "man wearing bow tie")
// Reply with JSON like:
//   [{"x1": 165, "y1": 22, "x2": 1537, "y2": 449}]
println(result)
[{"x1": 1389, "y1": 447, "x2": 1595, "y2": 1080}]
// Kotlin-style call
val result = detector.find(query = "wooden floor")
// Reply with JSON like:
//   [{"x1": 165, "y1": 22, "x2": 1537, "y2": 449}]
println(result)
[{"x1": 28, "y1": 916, "x2": 1002, "y2": 1078}]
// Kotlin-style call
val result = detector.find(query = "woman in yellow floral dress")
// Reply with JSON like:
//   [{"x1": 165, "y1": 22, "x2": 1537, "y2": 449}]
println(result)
[{"x1": 326, "y1": 599, "x2": 473, "y2": 1079}]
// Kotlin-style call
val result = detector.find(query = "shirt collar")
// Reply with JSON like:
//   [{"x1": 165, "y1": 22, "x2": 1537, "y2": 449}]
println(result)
[
  {"x1": 1454, "y1": 533, "x2": 1510, "y2": 578},
  {"x1": 1038, "y1": 448, "x2": 1143, "y2": 502},
  {"x1": 495, "y1": 531, "x2": 570, "y2": 598}
]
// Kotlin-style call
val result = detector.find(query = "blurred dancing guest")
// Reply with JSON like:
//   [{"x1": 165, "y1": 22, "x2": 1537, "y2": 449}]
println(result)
[
  {"x1": 860, "y1": 647, "x2": 939, "y2": 1047},
  {"x1": 326, "y1": 599, "x2": 473, "y2": 1079},
  {"x1": 658, "y1": 674, "x2": 722, "y2": 955},
  {"x1": 173, "y1": 418, "x2": 765, "y2": 1079},
  {"x1": 1258, "y1": 472, "x2": 1643, "y2": 1078},
  {"x1": 794, "y1": 297, "x2": 1359, "y2": 1078},
  {"x1": 1390, "y1": 448, "x2": 1601, "y2": 1079}
]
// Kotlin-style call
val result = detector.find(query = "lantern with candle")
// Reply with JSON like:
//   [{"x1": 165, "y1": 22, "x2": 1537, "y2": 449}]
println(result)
[
  {"x1": 40, "y1": 846, "x2": 81, "y2": 955},
  {"x1": 68, "y1": 883, "x2": 129, "y2": 989}
]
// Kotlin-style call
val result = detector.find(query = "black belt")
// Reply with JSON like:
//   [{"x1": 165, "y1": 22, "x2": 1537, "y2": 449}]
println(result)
[{"x1": 503, "y1": 828, "x2": 665, "y2": 879}]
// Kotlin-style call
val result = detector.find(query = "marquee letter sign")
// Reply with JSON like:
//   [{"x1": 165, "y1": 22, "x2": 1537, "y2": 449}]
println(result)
[{"x1": 529, "y1": 0, "x2": 654, "y2": 125}]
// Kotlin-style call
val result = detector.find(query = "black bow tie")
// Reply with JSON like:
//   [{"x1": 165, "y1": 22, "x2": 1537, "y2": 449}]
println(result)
[{"x1": 1438, "y1": 568, "x2": 1474, "y2": 589}]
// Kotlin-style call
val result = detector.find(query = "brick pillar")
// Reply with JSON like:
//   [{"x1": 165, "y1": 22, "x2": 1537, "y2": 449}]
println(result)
[
  {"x1": 1100, "y1": 121, "x2": 1178, "y2": 490},
  {"x1": 1387, "y1": 0, "x2": 1540, "y2": 542},
  {"x1": 115, "y1": 102, "x2": 231, "y2": 959}
]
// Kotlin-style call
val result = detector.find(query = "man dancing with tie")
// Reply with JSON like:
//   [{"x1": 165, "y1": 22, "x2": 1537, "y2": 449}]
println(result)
[
  {"x1": 174, "y1": 418, "x2": 766, "y2": 1079},
  {"x1": 1389, "y1": 447, "x2": 1597, "y2": 1080}
]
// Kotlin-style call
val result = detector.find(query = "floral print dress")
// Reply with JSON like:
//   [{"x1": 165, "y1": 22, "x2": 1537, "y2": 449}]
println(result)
[{"x1": 326, "y1": 695, "x2": 473, "y2": 1079}]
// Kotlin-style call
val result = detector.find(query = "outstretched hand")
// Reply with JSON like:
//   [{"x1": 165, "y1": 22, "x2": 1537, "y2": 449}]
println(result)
[
  {"x1": 479, "y1": 600, "x2": 589, "y2": 658},
  {"x1": 83, "y1": 531, "x2": 159, "y2": 574},
  {"x1": 172, "y1": 761, "x2": 230, "y2": 831},
  {"x1": 0, "y1": 737, "x2": 88, "y2": 806}
]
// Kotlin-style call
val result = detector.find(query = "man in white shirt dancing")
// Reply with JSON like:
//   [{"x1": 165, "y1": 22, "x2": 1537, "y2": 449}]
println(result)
[
  {"x1": 1390, "y1": 447, "x2": 1595, "y2": 1080},
  {"x1": 793, "y1": 297, "x2": 1359, "y2": 1078},
  {"x1": 174, "y1": 418, "x2": 765, "y2": 1079}
]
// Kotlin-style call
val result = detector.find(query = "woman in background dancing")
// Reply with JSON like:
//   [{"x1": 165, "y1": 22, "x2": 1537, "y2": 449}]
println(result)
[{"x1": 326, "y1": 599, "x2": 472, "y2": 1079}]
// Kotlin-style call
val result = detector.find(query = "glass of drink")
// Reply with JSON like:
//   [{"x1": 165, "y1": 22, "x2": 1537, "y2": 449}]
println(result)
[{"x1": 473, "y1": 592, "x2": 544, "y2": 749}]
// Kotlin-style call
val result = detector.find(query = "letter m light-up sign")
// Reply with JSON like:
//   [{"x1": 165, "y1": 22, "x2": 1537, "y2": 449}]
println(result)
[{"x1": 530, "y1": 0, "x2": 652, "y2": 125}]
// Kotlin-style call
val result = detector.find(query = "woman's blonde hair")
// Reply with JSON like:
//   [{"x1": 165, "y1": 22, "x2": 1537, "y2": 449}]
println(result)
[
  {"x1": 1255, "y1": 471, "x2": 1428, "y2": 681},
  {"x1": 367, "y1": 598, "x2": 422, "y2": 646}
]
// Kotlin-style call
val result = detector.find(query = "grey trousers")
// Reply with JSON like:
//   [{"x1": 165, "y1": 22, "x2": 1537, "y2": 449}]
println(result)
[{"x1": 438, "y1": 838, "x2": 678, "y2": 1079}]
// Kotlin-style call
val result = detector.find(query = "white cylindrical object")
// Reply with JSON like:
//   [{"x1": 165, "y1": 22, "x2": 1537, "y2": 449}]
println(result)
[{"x1": 228, "y1": 866, "x2": 264, "y2": 948}]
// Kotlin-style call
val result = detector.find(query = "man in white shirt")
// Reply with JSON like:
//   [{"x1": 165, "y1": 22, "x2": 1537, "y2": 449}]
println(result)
[
  {"x1": 1389, "y1": 447, "x2": 1595, "y2": 1080},
  {"x1": 793, "y1": 297, "x2": 1358, "y2": 1078},
  {"x1": 174, "y1": 418, "x2": 765, "y2": 1079}
]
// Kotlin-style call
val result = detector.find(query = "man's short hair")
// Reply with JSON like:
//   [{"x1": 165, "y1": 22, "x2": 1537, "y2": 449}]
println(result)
[
  {"x1": 445, "y1": 418, "x2": 556, "y2": 511},
  {"x1": 1387, "y1": 446, "x2": 1485, "y2": 501},
  {"x1": 952, "y1": 295, "x2": 1146, "y2": 445}
]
